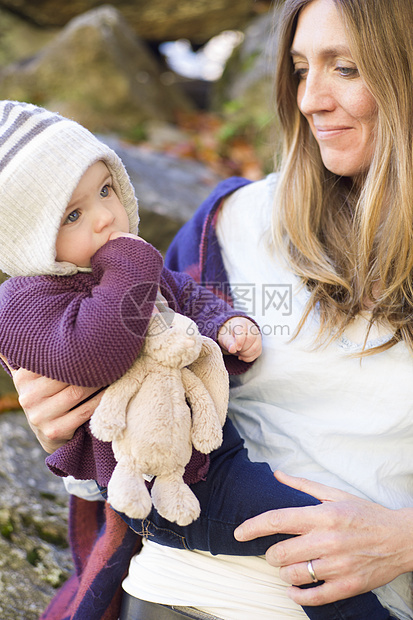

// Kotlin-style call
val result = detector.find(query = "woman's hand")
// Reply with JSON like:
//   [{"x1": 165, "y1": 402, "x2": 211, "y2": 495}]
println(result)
[
  {"x1": 11, "y1": 366, "x2": 103, "y2": 454},
  {"x1": 234, "y1": 471, "x2": 413, "y2": 606}
]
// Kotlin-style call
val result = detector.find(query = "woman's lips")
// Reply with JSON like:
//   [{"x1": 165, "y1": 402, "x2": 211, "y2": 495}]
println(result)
[{"x1": 314, "y1": 126, "x2": 353, "y2": 139}]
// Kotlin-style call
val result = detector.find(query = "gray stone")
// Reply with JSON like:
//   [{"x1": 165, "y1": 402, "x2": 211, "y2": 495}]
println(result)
[
  {"x1": 0, "y1": 0, "x2": 272, "y2": 45},
  {"x1": 212, "y1": 9, "x2": 282, "y2": 173},
  {"x1": 0, "y1": 5, "x2": 193, "y2": 133},
  {"x1": 218, "y1": 12, "x2": 279, "y2": 103},
  {"x1": 0, "y1": 410, "x2": 72, "y2": 620}
]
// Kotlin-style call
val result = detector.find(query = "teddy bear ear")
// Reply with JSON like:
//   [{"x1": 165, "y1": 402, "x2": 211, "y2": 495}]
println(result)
[
  {"x1": 168, "y1": 311, "x2": 199, "y2": 336},
  {"x1": 187, "y1": 337, "x2": 229, "y2": 426},
  {"x1": 145, "y1": 312, "x2": 172, "y2": 338}
]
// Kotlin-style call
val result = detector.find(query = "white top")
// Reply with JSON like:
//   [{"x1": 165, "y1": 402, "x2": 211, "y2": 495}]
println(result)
[{"x1": 122, "y1": 175, "x2": 413, "y2": 619}]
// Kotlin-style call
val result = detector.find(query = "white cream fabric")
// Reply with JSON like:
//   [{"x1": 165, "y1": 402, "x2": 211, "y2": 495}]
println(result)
[
  {"x1": 123, "y1": 538, "x2": 307, "y2": 619},
  {"x1": 63, "y1": 476, "x2": 104, "y2": 502}
]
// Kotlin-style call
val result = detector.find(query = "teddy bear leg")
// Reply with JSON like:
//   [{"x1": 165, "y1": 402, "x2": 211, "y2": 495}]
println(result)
[
  {"x1": 151, "y1": 472, "x2": 201, "y2": 526},
  {"x1": 107, "y1": 459, "x2": 152, "y2": 519}
]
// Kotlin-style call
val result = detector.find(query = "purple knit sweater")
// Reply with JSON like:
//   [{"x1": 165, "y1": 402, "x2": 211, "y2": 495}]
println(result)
[{"x1": 0, "y1": 236, "x2": 246, "y2": 485}]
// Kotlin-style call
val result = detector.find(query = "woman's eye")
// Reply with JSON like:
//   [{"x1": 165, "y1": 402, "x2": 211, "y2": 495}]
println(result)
[
  {"x1": 293, "y1": 66, "x2": 308, "y2": 80},
  {"x1": 100, "y1": 184, "x2": 111, "y2": 198},
  {"x1": 65, "y1": 210, "x2": 80, "y2": 224},
  {"x1": 336, "y1": 66, "x2": 359, "y2": 78}
]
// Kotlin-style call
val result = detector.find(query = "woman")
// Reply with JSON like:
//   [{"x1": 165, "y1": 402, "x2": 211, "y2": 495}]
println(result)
[{"x1": 11, "y1": 0, "x2": 413, "y2": 618}]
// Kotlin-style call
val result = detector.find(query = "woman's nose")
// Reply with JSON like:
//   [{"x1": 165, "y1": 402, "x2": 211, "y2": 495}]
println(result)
[{"x1": 298, "y1": 71, "x2": 335, "y2": 116}]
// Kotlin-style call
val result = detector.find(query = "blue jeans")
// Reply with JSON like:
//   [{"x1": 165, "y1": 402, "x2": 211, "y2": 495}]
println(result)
[{"x1": 101, "y1": 419, "x2": 391, "y2": 620}]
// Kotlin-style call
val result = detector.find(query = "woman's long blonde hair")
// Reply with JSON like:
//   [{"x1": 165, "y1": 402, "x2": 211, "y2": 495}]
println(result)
[{"x1": 272, "y1": 0, "x2": 413, "y2": 353}]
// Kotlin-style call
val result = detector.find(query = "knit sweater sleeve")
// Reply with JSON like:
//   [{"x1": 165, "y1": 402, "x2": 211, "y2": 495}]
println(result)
[
  {"x1": 160, "y1": 267, "x2": 261, "y2": 377},
  {"x1": 160, "y1": 267, "x2": 247, "y2": 342},
  {"x1": 0, "y1": 237, "x2": 163, "y2": 387},
  {"x1": 164, "y1": 177, "x2": 256, "y2": 376}
]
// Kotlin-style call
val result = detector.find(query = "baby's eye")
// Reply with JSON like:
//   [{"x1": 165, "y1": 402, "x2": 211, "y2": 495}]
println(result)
[
  {"x1": 100, "y1": 184, "x2": 111, "y2": 198},
  {"x1": 64, "y1": 210, "x2": 80, "y2": 224}
]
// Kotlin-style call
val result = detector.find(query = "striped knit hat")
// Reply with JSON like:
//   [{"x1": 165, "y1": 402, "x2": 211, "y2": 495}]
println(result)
[{"x1": 0, "y1": 100, "x2": 139, "y2": 277}]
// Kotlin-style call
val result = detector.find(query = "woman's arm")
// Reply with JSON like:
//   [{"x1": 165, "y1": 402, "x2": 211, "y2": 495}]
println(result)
[{"x1": 234, "y1": 470, "x2": 413, "y2": 606}]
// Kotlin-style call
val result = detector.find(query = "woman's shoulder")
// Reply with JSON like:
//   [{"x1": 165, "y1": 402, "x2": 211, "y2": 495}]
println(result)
[
  {"x1": 219, "y1": 173, "x2": 279, "y2": 235},
  {"x1": 226, "y1": 172, "x2": 279, "y2": 203}
]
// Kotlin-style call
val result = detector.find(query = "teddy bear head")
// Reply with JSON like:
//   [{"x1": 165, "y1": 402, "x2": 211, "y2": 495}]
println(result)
[{"x1": 142, "y1": 311, "x2": 203, "y2": 369}]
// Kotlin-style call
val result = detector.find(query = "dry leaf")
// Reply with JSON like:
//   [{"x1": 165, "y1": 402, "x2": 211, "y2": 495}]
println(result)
[{"x1": 0, "y1": 392, "x2": 20, "y2": 414}]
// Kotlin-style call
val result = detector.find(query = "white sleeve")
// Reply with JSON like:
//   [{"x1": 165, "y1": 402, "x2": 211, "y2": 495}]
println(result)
[{"x1": 62, "y1": 475, "x2": 105, "y2": 501}]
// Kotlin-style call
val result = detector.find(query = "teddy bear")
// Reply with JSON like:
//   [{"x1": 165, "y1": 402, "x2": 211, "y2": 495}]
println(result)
[{"x1": 90, "y1": 311, "x2": 229, "y2": 526}]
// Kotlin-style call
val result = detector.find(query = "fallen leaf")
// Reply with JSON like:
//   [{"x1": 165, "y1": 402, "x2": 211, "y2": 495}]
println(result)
[{"x1": 0, "y1": 392, "x2": 20, "y2": 414}]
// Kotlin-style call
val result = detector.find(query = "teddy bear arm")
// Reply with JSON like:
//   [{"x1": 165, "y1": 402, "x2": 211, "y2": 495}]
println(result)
[
  {"x1": 181, "y1": 367, "x2": 223, "y2": 454},
  {"x1": 90, "y1": 360, "x2": 147, "y2": 442},
  {"x1": 187, "y1": 337, "x2": 229, "y2": 426}
]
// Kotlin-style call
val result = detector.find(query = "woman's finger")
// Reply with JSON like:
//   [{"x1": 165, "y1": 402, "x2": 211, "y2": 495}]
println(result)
[
  {"x1": 15, "y1": 369, "x2": 96, "y2": 415},
  {"x1": 278, "y1": 555, "x2": 350, "y2": 587},
  {"x1": 234, "y1": 504, "x2": 320, "y2": 541},
  {"x1": 286, "y1": 580, "x2": 356, "y2": 607},
  {"x1": 234, "y1": 472, "x2": 364, "y2": 541},
  {"x1": 274, "y1": 470, "x2": 355, "y2": 503},
  {"x1": 13, "y1": 367, "x2": 66, "y2": 401},
  {"x1": 265, "y1": 530, "x2": 333, "y2": 568},
  {"x1": 278, "y1": 554, "x2": 380, "y2": 605},
  {"x1": 25, "y1": 388, "x2": 104, "y2": 454},
  {"x1": 41, "y1": 390, "x2": 105, "y2": 442},
  {"x1": 41, "y1": 382, "x2": 99, "y2": 416},
  {"x1": 279, "y1": 558, "x2": 323, "y2": 586}
]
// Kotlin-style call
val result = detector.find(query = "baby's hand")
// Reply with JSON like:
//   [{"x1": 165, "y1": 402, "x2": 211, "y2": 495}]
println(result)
[
  {"x1": 109, "y1": 231, "x2": 147, "y2": 243},
  {"x1": 218, "y1": 317, "x2": 262, "y2": 363}
]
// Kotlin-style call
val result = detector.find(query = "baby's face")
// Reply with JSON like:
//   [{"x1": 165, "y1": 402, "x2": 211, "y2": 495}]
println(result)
[{"x1": 55, "y1": 161, "x2": 129, "y2": 267}]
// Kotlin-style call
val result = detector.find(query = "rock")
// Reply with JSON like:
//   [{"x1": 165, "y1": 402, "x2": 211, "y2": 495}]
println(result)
[
  {"x1": 0, "y1": 410, "x2": 72, "y2": 620},
  {"x1": 212, "y1": 9, "x2": 282, "y2": 173},
  {"x1": 0, "y1": 5, "x2": 193, "y2": 133},
  {"x1": 98, "y1": 134, "x2": 224, "y2": 254},
  {"x1": 0, "y1": 7, "x2": 57, "y2": 67},
  {"x1": 216, "y1": 13, "x2": 276, "y2": 110},
  {"x1": 0, "y1": 0, "x2": 272, "y2": 45}
]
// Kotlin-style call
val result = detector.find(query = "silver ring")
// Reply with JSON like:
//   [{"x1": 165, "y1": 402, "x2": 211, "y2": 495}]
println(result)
[{"x1": 307, "y1": 560, "x2": 318, "y2": 583}]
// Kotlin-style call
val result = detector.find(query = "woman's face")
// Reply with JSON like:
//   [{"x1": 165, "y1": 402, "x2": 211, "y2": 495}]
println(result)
[{"x1": 291, "y1": 0, "x2": 378, "y2": 179}]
